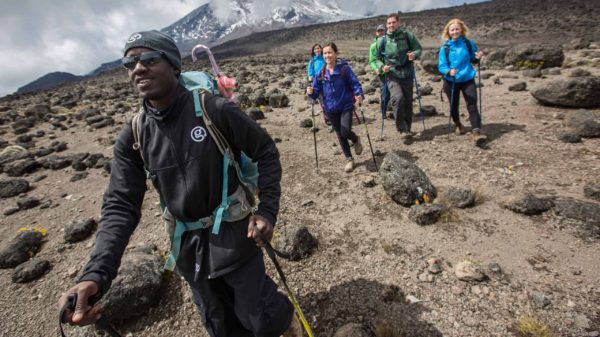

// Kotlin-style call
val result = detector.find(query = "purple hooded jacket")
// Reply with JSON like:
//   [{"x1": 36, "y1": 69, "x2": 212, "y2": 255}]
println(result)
[{"x1": 309, "y1": 59, "x2": 363, "y2": 114}]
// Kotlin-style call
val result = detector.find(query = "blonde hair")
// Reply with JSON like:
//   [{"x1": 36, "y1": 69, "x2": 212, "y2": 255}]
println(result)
[{"x1": 442, "y1": 18, "x2": 470, "y2": 41}]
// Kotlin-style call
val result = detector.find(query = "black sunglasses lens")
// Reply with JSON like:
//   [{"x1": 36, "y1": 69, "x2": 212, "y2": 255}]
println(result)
[
  {"x1": 122, "y1": 57, "x2": 136, "y2": 70},
  {"x1": 122, "y1": 51, "x2": 163, "y2": 70}
]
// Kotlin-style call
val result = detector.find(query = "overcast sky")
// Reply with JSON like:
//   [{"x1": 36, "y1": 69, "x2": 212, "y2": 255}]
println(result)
[{"x1": 0, "y1": 0, "x2": 482, "y2": 97}]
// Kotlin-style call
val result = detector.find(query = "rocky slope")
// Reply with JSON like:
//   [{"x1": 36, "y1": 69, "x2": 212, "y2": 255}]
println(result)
[{"x1": 0, "y1": 0, "x2": 599, "y2": 336}]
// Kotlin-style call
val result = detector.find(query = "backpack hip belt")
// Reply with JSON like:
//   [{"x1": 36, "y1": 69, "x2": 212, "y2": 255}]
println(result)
[{"x1": 163, "y1": 184, "x2": 253, "y2": 271}]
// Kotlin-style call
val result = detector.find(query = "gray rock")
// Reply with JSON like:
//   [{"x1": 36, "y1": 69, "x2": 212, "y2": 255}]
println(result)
[
  {"x1": 273, "y1": 224, "x2": 318, "y2": 261},
  {"x1": 64, "y1": 218, "x2": 97, "y2": 243},
  {"x1": 379, "y1": 151, "x2": 437, "y2": 207},
  {"x1": 420, "y1": 51, "x2": 439, "y2": 74},
  {"x1": 502, "y1": 194, "x2": 553, "y2": 215},
  {"x1": 269, "y1": 93, "x2": 289, "y2": 108},
  {"x1": 455, "y1": 261, "x2": 487, "y2": 282},
  {"x1": 4, "y1": 207, "x2": 20, "y2": 215},
  {"x1": 418, "y1": 83, "x2": 433, "y2": 96},
  {"x1": 569, "y1": 68, "x2": 592, "y2": 77},
  {"x1": 531, "y1": 77, "x2": 600, "y2": 109},
  {"x1": 523, "y1": 69, "x2": 542, "y2": 78},
  {"x1": 17, "y1": 197, "x2": 40, "y2": 210},
  {"x1": 40, "y1": 155, "x2": 72, "y2": 170},
  {"x1": 584, "y1": 182, "x2": 600, "y2": 201},
  {"x1": 300, "y1": 119, "x2": 313, "y2": 128},
  {"x1": 416, "y1": 105, "x2": 437, "y2": 117},
  {"x1": 247, "y1": 107, "x2": 265, "y2": 120},
  {"x1": 565, "y1": 110, "x2": 600, "y2": 138},
  {"x1": 508, "y1": 82, "x2": 527, "y2": 92},
  {"x1": 0, "y1": 179, "x2": 29, "y2": 198},
  {"x1": 530, "y1": 291, "x2": 551, "y2": 308},
  {"x1": 333, "y1": 323, "x2": 373, "y2": 337},
  {"x1": 557, "y1": 132, "x2": 582, "y2": 143},
  {"x1": 553, "y1": 197, "x2": 600, "y2": 224},
  {"x1": 101, "y1": 245, "x2": 164, "y2": 322},
  {"x1": 504, "y1": 44, "x2": 565, "y2": 69},
  {"x1": 12, "y1": 258, "x2": 50, "y2": 283},
  {"x1": 4, "y1": 158, "x2": 40, "y2": 177},
  {"x1": 0, "y1": 231, "x2": 44, "y2": 268},
  {"x1": 70, "y1": 172, "x2": 88, "y2": 182},
  {"x1": 408, "y1": 204, "x2": 446, "y2": 226},
  {"x1": 441, "y1": 187, "x2": 475, "y2": 208},
  {"x1": 362, "y1": 85, "x2": 376, "y2": 95},
  {"x1": 480, "y1": 72, "x2": 495, "y2": 80}
]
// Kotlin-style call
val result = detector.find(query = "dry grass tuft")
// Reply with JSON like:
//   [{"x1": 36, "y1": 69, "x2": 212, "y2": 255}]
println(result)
[{"x1": 515, "y1": 315, "x2": 552, "y2": 337}]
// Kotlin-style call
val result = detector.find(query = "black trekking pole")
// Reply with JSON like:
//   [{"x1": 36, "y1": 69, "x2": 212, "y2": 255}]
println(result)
[
  {"x1": 477, "y1": 61, "x2": 483, "y2": 129},
  {"x1": 59, "y1": 293, "x2": 123, "y2": 337},
  {"x1": 412, "y1": 63, "x2": 426, "y2": 132},
  {"x1": 309, "y1": 98, "x2": 319, "y2": 168},
  {"x1": 380, "y1": 77, "x2": 388, "y2": 140},
  {"x1": 447, "y1": 78, "x2": 456, "y2": 141},
  {"x1": 354, "y1": 104, "x2": 377, "y2": 167}
]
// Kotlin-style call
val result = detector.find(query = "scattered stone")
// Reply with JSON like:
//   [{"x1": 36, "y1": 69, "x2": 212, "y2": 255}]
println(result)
[
  {"x1": 584, "y1": 182, "x2": 600, "y2": 201},
  {"x1": 300, "y1": 119, "x2": 313, "y2": 128},
  {"x1": 269, "y1": 93, "x2": 289, "y2": 108},
  {"x1": 419, "y1": 83, "x2": 433, "y2": 96},
  {"x1": 0, "y1": 179, "x2": 29, "y2": 198},
  {"x1": 247, "y1": 107, "x2": 265, "y2": 120},
  {"x1": 70, "y1": 172, "x2": 88, "y2": 182},
  {"x1": 455, "y1": 261, "x2": 487, "y2": 282},
  {"x1": 530, "y1": 291, "x2": 551, "y2": 308},
  {"x1": 272, "y1": 224, "x2": 318, "y2": 261},
  {"x1": 408, "y1": 204, "x2": 446, "y2": 225},
  {"x1": 569, "y1": 68, "x2": 592, "y2": 77},
  {"x1": 488, "y1": 263, "x2": 503, "y2": 275},
  {"x1": 12, "y1": 258, "x2": 50, "y2": 283},
  {"x1": 101, "y1": 245, "x2": 164, "y2": 321},
  {"x1": 4, "y1": 158, "x2": 40, "y2": 177},
  {"x1": 3, "y1": 207, "x2": 20, "y2": 216},
  {"x1": 362, "y1": 85, "x2": 376, "y2": 95},
  {"x1": 301, "y1": 199, "x2": 314, "y2": 207},
  {"x1": 379, "y1": 151, "x2": 437, "y2": 207},
  {"x1": 64, "y1": 218, "x2": 98, "y2": 243},
  {"x1": 502, "y1": 194, "x2": 553, "y2": 215},
  {"x1": 523, "y1": 69, "x2": 542, "y2": 78},
  {"x1": 333, "y1": 323, "x2": 373, "y2": 337},
  {"x1": 440, "y1": 187, "x2": 475, "y2": 208},
  {"x1": 508, "y1": 82, "x2": 527, "y2": 92},
  {"x1": 0, "y1": 231, "x2": 44, "y2": 268},
  {"x1": 553, "y1": 197, "x2": 600, "y2": 224},
  {"x1": 531, "y1": 77, "x2": 600, "y2": 108},
  {"x1": 361, "y1": 176, "x2": 376, "y2": 188},
  {"x1": 427, "y1": 258, "x2": 443, "y2": 274},
  {"x1": 416, "y1": 105, "x2": 437, "y2": 117},
  {"x1": 380, "y1": 284, "x2": 402, "y2": 303},
  {"x1": 557, "y1": 132, "x2": 582, "y2": 143},
  {"x1": 17, "y1": 197, "x2": 40, "y2": 210}
]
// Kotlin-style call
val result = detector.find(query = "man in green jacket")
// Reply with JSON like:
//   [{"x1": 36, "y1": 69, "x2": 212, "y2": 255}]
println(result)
[
  {"x1": 374, "y1": 13, "x2": 422, "y2": 140},
  {"x1": 369, "y1": 24, "x2": 390, "y2": 123}
]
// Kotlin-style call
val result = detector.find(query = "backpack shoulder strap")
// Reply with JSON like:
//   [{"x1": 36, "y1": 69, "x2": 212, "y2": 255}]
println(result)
[
  {"x1": 444, "y1": 44, "x2": 451, "y2": 68},
  {"x1": 380, "y1": 35, "x2": 387, "y2": 57},
  {"x1": 404, "y1": 31, "x2": 412, "y2": 51},
  {"x1": 131, "y1": 107, "x2": 145, "y2": 162},
  {"x1": 464, "y1": 38, "x2": 478, "y2": 64}
]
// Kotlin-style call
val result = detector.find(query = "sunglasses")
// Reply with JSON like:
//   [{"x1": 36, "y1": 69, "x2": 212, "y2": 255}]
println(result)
[{"x1": 122, "y1": 51, "x2": 164, "y2": 70}]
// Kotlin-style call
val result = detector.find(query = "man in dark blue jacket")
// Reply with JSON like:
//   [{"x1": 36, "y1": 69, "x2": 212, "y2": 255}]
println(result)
[{"x1": 58, "y1": 30, "x2": 300, "y2": 337}]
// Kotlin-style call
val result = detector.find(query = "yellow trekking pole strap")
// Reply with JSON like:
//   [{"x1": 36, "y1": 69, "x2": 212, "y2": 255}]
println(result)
[{"x1": 253, "y1": 224, "x2": 315, "y2": 337}]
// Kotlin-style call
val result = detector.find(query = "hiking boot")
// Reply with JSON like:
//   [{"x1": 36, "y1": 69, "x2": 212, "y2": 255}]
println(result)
[
  {"x1": 472, "y1": 130, "x2": 487, "y2": 146},
  {"x1": 281, "y1": 314, "x2": 302, "y2": 337},
  {"x1": 344, "y1": 159, "x2": 355, "y2": 173},
  {"x1": 327, "y1": 124, "x2": 334, "y2": 133},
  {"x1": 454, "y1": 123, "x2": 466, "y2": 135},
  {"x1": 354, "y1": 136, "x2": 363, "y2": 155}
]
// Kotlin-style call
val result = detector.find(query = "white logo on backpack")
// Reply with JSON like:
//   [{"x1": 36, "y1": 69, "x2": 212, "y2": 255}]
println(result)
[{"x1": 191, "y1": 126, "x2": 207, "y2": 142}]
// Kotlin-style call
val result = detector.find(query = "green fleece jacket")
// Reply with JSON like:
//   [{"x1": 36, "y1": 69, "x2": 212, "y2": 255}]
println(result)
[
  {"x1": 374, "y1": 29, "x2": 422, "y2": 80},
  {"x1": 369, "y1": 36, "x2": 381, "y2": 73}
]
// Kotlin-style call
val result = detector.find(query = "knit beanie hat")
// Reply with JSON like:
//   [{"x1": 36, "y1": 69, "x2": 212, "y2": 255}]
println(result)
[{"x1": 123, "y1": 30, "x2": 181, "y2": 70}]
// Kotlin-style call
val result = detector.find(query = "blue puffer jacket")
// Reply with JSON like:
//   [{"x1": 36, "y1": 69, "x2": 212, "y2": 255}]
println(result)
[
  {"x1": 309, "y1": 59, "x2": 363, "y2": 114},
  {"x1": 438, "y1": 37, "x2": 478, "y2": 83},
  {"x1": 307, "y1": 54, "x2": 325, "y2": 80}
]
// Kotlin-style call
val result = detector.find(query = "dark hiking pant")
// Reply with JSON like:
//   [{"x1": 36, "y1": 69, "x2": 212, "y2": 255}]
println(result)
[
  {"x1": 387, "y1": 77, "x2": 414, "y2": 133},
  {"x1": 178, "y1": 222, "x2": 294, "y2": 337},
  {"x1": 329, "y1": 109, "x2": 358, "y2": 159},
  {"x1": 443, "y1": 79, "x2": 482, "y2": 131}
]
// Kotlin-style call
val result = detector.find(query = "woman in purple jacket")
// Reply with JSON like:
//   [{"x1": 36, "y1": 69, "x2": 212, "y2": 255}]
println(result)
[{"x1": 307, "y1": 42, "x2": 365, "y2": 173}]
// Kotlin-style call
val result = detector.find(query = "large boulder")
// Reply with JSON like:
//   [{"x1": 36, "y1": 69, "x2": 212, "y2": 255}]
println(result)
[
  {"x1": 502, "y1": 194, "x2": 554, "y2": 215},
  {"x1": 420, "y1": 51, "x2": 439, "y2": 75},
  {"x1": 379, "y1": 151, "x2": 436, "y2": 207},
  {"x1": 101, "y1": 245, "x2": 165, "y2": 322},
  {"x1": 0, "y1": 230, "x2": 45, "y2": 268},
  {"x1": 0, "y1": 179, "x2": 29, "y2": 198},
  {"x1": 531, "y1": 77, "x2": 600, "y2": 109},
  {"x1": 504, "y1": 44, "x2": 564, "y2": 69},
  {"x1": 553, "y1": 198, "x2": 600, "y2": 224}
]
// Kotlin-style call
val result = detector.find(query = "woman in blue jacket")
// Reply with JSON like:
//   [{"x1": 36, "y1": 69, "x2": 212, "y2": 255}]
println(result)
[
  {"x1": 307, "y1": 42, "x2": 364, "y2": 172},
  {"x1": 438, "y1": 18, "x2": 485, "y2": 144}
]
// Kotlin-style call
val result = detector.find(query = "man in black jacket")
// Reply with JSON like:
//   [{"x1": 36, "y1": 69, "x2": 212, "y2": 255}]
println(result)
[{"x1": 58, "y1": 30, "x2": 300, "y2": 337}]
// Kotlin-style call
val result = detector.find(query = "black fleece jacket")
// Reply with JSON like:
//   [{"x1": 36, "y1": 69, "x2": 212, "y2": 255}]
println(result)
[{"x1": 78, "y1": 84, "x2": 281, "y2": 295}]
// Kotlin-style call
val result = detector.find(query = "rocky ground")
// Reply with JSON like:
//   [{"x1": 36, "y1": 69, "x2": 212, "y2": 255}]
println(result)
[{"x1": 1, "y1": 2, "x2": 600, "y2": 337}]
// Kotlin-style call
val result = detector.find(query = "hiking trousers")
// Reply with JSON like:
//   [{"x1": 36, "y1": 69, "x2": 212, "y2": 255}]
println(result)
[
  {"x1": 329, "y1": 109, "x2": 359, "y2": 159},
  {"x1": 387, "y1": 77, "x2": 414, "y2": 133},
  {"x1": 443, "y1": 79, "x2": 482, "y2": 130},
  {"x1": 178, "y1": 219, "x2": 294, "y2": 337}
]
